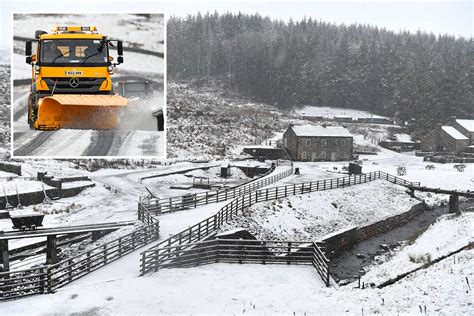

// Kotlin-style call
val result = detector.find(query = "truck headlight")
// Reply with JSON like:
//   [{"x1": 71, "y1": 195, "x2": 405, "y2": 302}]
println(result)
[
  {"x1": 34, "y1": 64, "x2": 40, "y2": 73},
  {"x1": 108, "y1": 65, "x2": 114, "y2": 73}
]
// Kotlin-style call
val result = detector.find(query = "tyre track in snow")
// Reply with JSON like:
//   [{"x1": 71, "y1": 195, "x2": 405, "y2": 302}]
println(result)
[
  {"x1": 13, "y1": 131, "x2": 54, "y2": 156},
  {"x1": 84, "y1": 130, "x2": 116, "y2": 156}
]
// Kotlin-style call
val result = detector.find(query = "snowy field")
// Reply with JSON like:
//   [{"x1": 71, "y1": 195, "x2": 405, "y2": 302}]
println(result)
[{"x1": 295, "y1": 105, "x2": 388, "y2": 119}]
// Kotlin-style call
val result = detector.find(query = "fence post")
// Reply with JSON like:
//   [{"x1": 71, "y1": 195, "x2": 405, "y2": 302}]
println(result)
[
  {"x1": 239, "y1": 238, "x2": 243, "y2": 264},
  {"x1": 40, "y1": 267, "x2": 46, "y2": 294},
  {"x1": 68, "y1": 259, "x2": 73, "y2": 283},
  {"x1": 287, "y1": 242, "x2": 292, "y2": 264},
  {"x1": 266, "y1": 189, "x2": 269, "y2": 201},
  {"x1": 47, "y1": 266, "x2": 52, "y2": 293},
  {"x1": 144, "y1": 226, "x2": 149, "y2": 245},
  {"x1": 104, "y1": 244, "x2": 108, "y2": 264},
  {"x1": 326, "y1": 264, "x2": 330, "y2": 287},
  {"x1": 87, "y1": 251, "x2": 91, "y2": 272}
]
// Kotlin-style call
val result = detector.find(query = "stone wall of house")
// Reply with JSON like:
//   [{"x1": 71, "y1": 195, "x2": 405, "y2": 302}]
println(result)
[
  {"x1": 439, "y1": 131, "x2": 469, "y2": 153},
  {"x1": 282, "y1": 128, "x2": 298, "y2": 160},
  {"x1": 297, "y1": 136, "x2": 353, "y2": 161},
  {"x1": 421, "y1": 125, "x2": 470, "y2": 153}
]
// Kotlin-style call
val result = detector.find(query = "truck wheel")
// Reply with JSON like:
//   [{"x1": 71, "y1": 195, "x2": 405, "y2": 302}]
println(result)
[{"x1": 28, "y1": 100, "x2": 36, "y2": 129}]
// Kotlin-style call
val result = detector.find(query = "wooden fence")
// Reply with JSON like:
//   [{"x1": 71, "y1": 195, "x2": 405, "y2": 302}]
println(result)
[
  {"x1": 141, "y1": 239, "x2": 331, "y2": 286},
  {"x1": 0, "y1": 207, "x2": 160, "y2": 300},
  {"x1": 140, "y1": 171, "x2": 419, "y2": 276},
  {"x1": 138, "y1": 162, "x2": 293, "y2": 214}
]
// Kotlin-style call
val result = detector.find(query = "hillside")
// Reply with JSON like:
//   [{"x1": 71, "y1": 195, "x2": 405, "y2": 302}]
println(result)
[{"x1": 167, "y1": 13, "x2": 473, "y2": 138}]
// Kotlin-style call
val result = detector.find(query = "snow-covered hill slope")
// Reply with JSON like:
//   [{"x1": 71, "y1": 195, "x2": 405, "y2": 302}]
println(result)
[{"x1": 220, "y1": 180, "x2": 420, "y2": 241}]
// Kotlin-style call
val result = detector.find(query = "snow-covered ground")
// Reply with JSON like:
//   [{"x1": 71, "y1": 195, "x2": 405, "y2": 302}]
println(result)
[
  {"x1": 275, "y1": 148, "x2": 474, "y2": 207},
  {"x1": 3, "y1": 250, "x2": 472, "y2": 315},
  {"x1": 362, "y1": 212, "x2": 474, "y2": 285},
  {"x1": 295, "y1": 105, "x2": 388, "y2": 119},
  {"x1": 220, "y1": 180, "x2": 420, "y2": 241}
]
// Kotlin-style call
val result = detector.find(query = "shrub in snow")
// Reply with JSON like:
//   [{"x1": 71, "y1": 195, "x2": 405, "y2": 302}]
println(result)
[{"x1": 408, "y1": 252, "x2": 432, "y2": 264}]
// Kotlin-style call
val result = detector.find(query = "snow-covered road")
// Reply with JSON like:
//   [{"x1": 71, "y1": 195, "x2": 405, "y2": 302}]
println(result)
[{"x1": 12, "y1": 89, "x2": 165, "y2": 157}]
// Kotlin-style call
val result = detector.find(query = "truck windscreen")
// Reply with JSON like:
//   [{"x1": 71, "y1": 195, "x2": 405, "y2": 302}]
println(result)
[{"x1": 39, "y1": 39, "x2": 108, "y2": 66}]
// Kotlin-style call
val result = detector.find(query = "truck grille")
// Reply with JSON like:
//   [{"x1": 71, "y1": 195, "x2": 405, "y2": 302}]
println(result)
[{"x1": 43, "y1": 77, "x2": 107, "y2": 94}]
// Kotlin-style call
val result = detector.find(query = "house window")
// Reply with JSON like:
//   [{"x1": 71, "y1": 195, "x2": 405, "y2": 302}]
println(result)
[
  {"x1": 321, "y1": 151, "x2": 326, "y2": 159},
  {"x1": 335, "y1": 139, "x2": 339, "y2": 146},
  {"x1": 302, "y1": 151, "x2": 307, "y2": 160},
  {"x1": 306, "y1": 139, "x2": 311, "y2": 146},
  {"x1": 341, "y1": 139, "x2": 346, "y2": 146},
  {"x1": 321, "y1": 139, "x2": 326, "y2": 147}
]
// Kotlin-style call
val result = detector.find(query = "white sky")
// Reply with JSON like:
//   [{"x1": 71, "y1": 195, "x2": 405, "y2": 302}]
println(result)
[{"x1": 0, "y1": 0, "x2": 472, "y2": 49}]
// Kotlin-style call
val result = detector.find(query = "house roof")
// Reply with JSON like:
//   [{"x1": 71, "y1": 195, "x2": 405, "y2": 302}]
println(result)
[
  {"x1": 290, "y1": 125, "x2": 353, "y2": 137},
  {"x1": 456, "y1": 119, "x2": 474, "y2": 133},
  {"x1": 441, "y1": 126, "x2": 469, "y2": 140}
]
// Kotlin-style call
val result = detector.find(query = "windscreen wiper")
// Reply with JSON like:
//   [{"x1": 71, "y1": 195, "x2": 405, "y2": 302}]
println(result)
[
  {"x1": 80, "y1": 40, "x2": 106, "y2": 66},
  {"x1": 50, "y1": 49, "x2": 74, "y2": 65},
  {"x1": 79, "y1": 51, "x2": 104, "y2": 66}
]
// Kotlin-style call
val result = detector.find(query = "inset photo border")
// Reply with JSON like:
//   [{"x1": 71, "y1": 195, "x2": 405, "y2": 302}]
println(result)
[{"x1": 11, "y1": 13, "x2": 166, "y2": 158}]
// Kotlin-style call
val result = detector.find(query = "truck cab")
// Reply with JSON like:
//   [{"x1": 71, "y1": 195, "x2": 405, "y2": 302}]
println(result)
[{"x1": 24, "y1": 26, "x2": 126, "y2": 129}]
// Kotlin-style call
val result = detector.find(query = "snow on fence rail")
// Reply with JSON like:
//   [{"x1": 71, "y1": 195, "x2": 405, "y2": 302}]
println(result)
[
  {"x1": 140, "y1": 171, "x2": 420, "y2": 276},
  {"x1": 138, "y1": 161, "x2": 292, "y2": 215},
  {"x1": 142, "y1": 239, "x2": 330, "y2": 286},
  {"x1": 0, "y1": 208, "x2": 160, "y2": 300}
]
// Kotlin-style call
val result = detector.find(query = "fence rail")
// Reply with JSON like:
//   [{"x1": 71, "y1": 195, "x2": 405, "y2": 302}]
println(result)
[
  {"x1": 141, "y1": 239, "x2": 330, "y2": 286},
  {"x1": 140, "y1": 170, "x2": 419, "y2": 276},
  {"x1": 139, "y1": 162, "x2": 293, "y2": 214},
  {"x1": 0, "y1": 207, "x2": 160, "y2": 300}
]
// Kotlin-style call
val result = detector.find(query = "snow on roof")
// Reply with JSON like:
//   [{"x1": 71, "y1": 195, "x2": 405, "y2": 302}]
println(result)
[
  {"x1": 441, "y1": 126, "x2": 469, "y2": 140},
  {"x1": 456, "y1": 119, "x2": 474, "y2": 132},
  {"x1": 291, "y1": 125, "x2": 353, "y2": 137}
]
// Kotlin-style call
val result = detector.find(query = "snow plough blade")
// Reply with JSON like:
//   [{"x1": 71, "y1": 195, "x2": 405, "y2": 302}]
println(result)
[{"x1": 34, "y1": 94, "x2": 128, "y2": 130}]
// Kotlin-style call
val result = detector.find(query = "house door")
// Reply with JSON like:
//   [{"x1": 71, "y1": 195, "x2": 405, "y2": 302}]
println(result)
[
  {"x1": 330, "y1": 152, "x2": 337, "y2": 161},
  {"x1": 311, "y1": 152, "x2": 317, "y2": 161}
]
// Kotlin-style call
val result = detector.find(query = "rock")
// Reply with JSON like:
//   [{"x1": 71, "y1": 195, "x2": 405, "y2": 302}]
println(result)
[
  {"x1": 379, "y1": 244, "x2": 390, "y2": 251},
  {"x1": 356, "y1": 253, "x2": 366, "y2": 259}
]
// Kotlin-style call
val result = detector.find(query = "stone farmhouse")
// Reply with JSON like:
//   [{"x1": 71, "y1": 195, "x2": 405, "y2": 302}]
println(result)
[{"x1": 283, "y1": 124, "x2": 353, "y2": 161}]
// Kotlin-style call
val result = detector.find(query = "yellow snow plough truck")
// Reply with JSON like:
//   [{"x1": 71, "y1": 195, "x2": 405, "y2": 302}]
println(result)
[{"x1": 25, "y1": 26, "x2": 128, "y2": 130}]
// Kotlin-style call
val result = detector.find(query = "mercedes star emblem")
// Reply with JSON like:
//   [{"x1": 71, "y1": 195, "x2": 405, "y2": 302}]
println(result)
[{"x1": 69, "y1": 77, "x2": 80, "y2": 88}]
